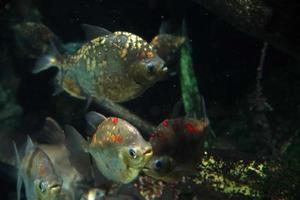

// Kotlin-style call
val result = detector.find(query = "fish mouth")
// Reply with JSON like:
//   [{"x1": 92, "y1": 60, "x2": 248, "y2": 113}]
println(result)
[
  {"x1": 157, "y1": 66, "x2": 168, "y2": 77},
  {"x1": 143, "y1": 148, "x2": 153, "y2": 161},
  {"x1": 142, "y1": 167, "x2": 160, "y2": 178},
  {"x1": 49, "y1": 184, "x2": 61, "y2": 193},
  {"x1": 142, "y1": 166, "x2": 151, "y2": 172}
]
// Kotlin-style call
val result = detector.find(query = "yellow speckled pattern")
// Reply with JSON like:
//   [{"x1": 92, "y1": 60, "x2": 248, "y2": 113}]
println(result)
[{"x1": 54, "y1": 30, "x2": 167, "y2": 102}]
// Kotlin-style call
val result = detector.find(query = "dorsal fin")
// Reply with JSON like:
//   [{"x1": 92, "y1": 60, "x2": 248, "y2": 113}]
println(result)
[
  {"x1": 85, "y1": 111, "x2": 106, "y2": 136},
  {"x1": 13, "y1": 141, "x2": 22, "y2": 200},
  {"x1": 36, "y1": 117, "x2": 65, "y2": 145},
  {"x1": 81, "y1": 24, "x2": 112, "y2": 40},
  {"x1": 25, "y1": 136, "x2": 35, "y2": 153}
]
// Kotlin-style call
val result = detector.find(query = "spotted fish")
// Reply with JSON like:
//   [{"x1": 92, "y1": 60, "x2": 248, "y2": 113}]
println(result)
[
  {"x1": 33, "y1": 24, "x2": 168, "y2": 102},
  {"x1": 13, "y1": 136, "x2": 62, "y2": 200},
  {"x1": 143, "y1": 117, "x2": 209, "y2": 182},
  {"x1": 65, "y1": 111, "x2": 153, "y2": 183}
]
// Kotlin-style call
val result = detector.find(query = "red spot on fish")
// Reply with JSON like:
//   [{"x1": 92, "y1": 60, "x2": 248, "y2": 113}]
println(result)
[
  {"x1": 184, "y1": 122, "x2": 196, "y2": 134},
  {"x1": 150, "y1": 133, "x2": 156, "y2": 140},
  {"x1": 111, "y1": 134, "x2": 116, "y2": 142},
  {"x1": 117, "y1": 135, "x2": 122, "y2": 144},
  {"x1": 162, "y1": 119, "x2": 169, "y2": 127},
  {"x1": 112, "y1": 117, "x2": 118, "y2": 124}
]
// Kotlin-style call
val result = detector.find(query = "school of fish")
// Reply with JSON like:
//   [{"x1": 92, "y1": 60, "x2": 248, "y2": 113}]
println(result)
[{"x1": 3, "y1": 22, "x2": 211, "y2": 200}]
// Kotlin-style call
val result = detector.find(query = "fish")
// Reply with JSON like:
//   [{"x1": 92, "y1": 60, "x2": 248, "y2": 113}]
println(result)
[
  {"x1": 13, "y1": 136, "x2": 62, "y2": 200},
  {"x1": 13, "y1": 22, "x2": 57, "y2": 59},
  {"x1": 151, "y1": 34, "x2": 185, "y2": 69},
  {"x1": 143, "y1": 117, "x2": 209, "y2": 182},
  {"x1": 65, "y1": 111, "x2": 153, "y2": 183},
  {"x1": 33, "y1": 24, "x2": 168, "y2": 103},
  {"x1": 80, "y1": 188, "x2": 106, "y2": 200},
  {"x1": 36, "y1": 117, "x2": 96, "y2": 200},
  {"x1": 80, "y1": 188, "x2": 138, "y2": 200}
]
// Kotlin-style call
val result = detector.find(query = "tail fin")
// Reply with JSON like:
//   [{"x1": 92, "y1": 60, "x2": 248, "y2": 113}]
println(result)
[
  {"x1": 13, "y1": 141, "x2": 22, "y2": 200},
  {"x1": 33, "y1": 40, "x2": 63, "y2": 74}
]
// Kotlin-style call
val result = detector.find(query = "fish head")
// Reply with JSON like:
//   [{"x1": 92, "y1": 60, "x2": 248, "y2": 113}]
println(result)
[
  {"x1": 34, "y1": 176, "x2": 62, "y2": 200},
  {"x1": 143, "y1": 155, "x2": 174, "y2": 180},
  {"x1": 120, "y1": 141, "x2": 153, "y2": 170},
  {"x1": 80, "y1": 188, "x2": 106, "y2": 200},
  {"x1": 117, "y1": 142, "x2": 153, "y2": 183},
  {"x1": 143, "y1": 155, "x2": 197, "y2": 183},
  {"x1": 91, "y1": 117, "x2": 153, "y2": 183},
  {"x1": 129, "y1": 53, "x2": 168, "y2": 86},
  {"x1": 29, "y1": 148, "x2": 62, "y2": 200},
  {"x1": 111, "y1": 118, "x2": 153, "y2": 170}
]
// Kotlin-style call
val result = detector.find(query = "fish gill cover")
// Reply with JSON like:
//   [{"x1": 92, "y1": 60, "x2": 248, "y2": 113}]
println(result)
[{"x1": 0, "y1": 0, "x2": 300, "y2": 200}]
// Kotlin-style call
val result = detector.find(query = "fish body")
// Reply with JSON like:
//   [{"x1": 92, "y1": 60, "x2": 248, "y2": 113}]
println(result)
[
  {"x1": 34, "y1": 25, "x2": 168, "y2": 102},
  {"x1": 143, "y1": 117, "x2": 209, "y2": 182},
  {"x1": 13, "y1": 137, "x2": 62, "y2": 200},
  {"x1": 66, "y1": 111, "x2": 153, "y2": 183}
]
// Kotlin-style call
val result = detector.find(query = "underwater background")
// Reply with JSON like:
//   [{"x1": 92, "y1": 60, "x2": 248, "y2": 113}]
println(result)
[{"x1": 0, "y1": 0, "x2": 300, "y2": 199}]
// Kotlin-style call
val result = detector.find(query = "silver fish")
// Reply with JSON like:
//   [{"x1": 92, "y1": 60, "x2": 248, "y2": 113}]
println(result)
[
  {"x1": 13, "y1": 136, "x2": 62, "y2": 200},
  {"x1": 33, "y1": 24, "x2": 168, "y2": 103},
  {"x1": 65, "y1": 111, "x2": 153, "y2": 184}
]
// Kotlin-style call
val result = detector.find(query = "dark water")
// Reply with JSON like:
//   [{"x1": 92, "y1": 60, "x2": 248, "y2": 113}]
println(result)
[{"x1": 0, "y1": 0, "x2": 299, "y2": 199}]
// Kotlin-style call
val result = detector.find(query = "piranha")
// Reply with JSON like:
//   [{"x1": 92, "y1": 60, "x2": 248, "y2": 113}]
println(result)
[
  {"x1": 13, "y1": 136, "x2": 62, "y2": 200},
  {"x1": 33, "y1": 24, "x2": 169, "y2": 102},
  {"x1": 65, "y1": 111, "x2": 153, "y2": 184},
  {"x1": 151, "y1": 34, "x2": 185, "y2": 69},
  {"x1": 13, "y1": 22, "x2": 57, "y2": 59},
  {"x1": 36, "y1": 117, "x2": 96, "y2": 200},
  {"x1": 143, "y1": 117, "x2": 209, "y2": 182}
]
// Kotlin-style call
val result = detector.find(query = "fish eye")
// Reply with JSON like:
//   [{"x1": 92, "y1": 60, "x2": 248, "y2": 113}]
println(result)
[
  {"x1": 146, "y1": 63, "x2": 156, "y2": 73},
  {"x1": 95, "y1": 190, "x2": 104, "y2": 198},
  {"x1": 128, "y1": 148, "x2": 137, "y2": 159},
  {"x1": 38, "y1": 180, "x2": 47, "y2": 193},
  {"x1": 154, "y1": 160, "x2": 162, "y2": 170}
]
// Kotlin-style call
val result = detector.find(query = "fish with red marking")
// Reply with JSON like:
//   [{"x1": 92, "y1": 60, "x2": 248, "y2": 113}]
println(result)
[
  {"x1": 143, "y1": 117, "x2": 209, "y2": 182},
  {"x1": 65, "y1": 111, "x2": 153, "y2": 184}
]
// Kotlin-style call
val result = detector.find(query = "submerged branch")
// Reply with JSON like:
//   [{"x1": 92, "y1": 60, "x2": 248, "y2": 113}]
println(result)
[
  {"x1": 192, "y1": 0, "x2": 300, "y2": 60},
  {"x1": 93, "y1": 97, "x2": 155, "y2": 136}
]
